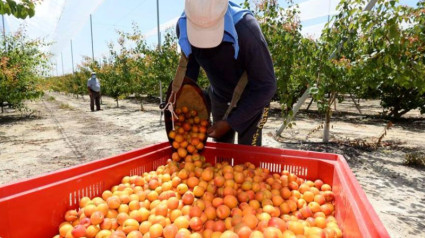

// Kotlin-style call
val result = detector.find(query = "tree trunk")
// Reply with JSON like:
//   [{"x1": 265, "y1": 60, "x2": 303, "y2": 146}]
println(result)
[
  {"x1": 116, "y1": 98, "x2": 119, "y2": 108},
  {"x1": 140, "y1": 100, "x2": 144, "y2": 111},
  {"x1": 323, "y1": 93, "x2": 336, "y2": 143},
  {"x1": 306, "y1": 98, "x2": 314, "y2": 111},
  {"x1": 276, "y1": 89, "x2": 310, "y2": 136},
  {"x1": 323, "y1": 107, "x2": 332, "y2": 143},
  {"x1": 350, "y1": 93, "x2": 362, "y2": 114},
  {"x1": 389, "y1": 106, "x2": 399, "y2": 118},
  {"x1": 393, "y1": 110, "x2": 401, "y2": 119},
  {"x1": 1, "y1": 102, "x2": 3, "y2": 113}
]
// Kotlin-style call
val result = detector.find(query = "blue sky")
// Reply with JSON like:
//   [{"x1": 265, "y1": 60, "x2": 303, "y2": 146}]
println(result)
[{"x1": 2, "y1": 0, "x2": 420, "y2": 76}]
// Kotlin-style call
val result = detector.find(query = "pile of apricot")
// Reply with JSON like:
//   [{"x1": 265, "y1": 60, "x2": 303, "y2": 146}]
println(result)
[{"x1": 168, "y1": 106, "x2": 209, "y2": 162}]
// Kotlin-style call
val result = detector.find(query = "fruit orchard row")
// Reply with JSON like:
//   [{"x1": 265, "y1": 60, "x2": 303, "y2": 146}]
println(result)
[{"x1": 2, "y1": 0, "x2": 424, "y2": 119}]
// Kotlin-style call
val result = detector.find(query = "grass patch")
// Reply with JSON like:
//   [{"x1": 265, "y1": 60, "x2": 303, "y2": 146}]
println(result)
[
  {"x1": 403, "y1": 152, "x2": 425, "y2": 167},
  {"x1": 59, "y1": 103, "x2": 73, "y2": 110},
  {"x1": 47, "y1": 96, "x2": 56, "y2": 101}
]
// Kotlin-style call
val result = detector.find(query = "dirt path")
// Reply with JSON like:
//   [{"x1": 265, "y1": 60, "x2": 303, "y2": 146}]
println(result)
[
  {"x1": 0, "y1": 92, "x2": 424, "y2": 238},
  {"x1": 0, "y1": 92, "x2": 166, "y2": 183}
]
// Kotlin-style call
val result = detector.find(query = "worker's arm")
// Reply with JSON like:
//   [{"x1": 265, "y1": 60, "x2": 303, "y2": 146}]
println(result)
[
  {"x1": 87, "y1": 80, "x2": 92, "y2": 96},
  {"x1": 225, "y1": 14, "x2": 276, "y2": 133}
]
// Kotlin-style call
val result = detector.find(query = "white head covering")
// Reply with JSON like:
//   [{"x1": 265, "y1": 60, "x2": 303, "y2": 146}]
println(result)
[{"x1": 185, "y1": 0, "x2": 228, "y2": 48}]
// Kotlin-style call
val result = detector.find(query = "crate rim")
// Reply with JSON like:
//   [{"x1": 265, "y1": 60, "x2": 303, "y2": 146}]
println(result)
[
  {"x1": 0, "y1": 142, "x2": 343, "y2": 194},
  {"x1": 0, "y1": 141, "x2": 389, "y2": 238}
]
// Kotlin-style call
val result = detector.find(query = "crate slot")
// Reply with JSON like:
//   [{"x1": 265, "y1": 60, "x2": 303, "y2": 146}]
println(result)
[
  {"x1": 68, "y1": 182, "x2": 104, "y2": 206},
  {"x1": 281, "y1": 164, "x2": 308, "y2": 177},
  {"x1": 215, "y1": 157, "x2": 234, "y2": 166},
  {"x1": 260, "y1": 162, "x2": 281, "y2": 173},
  {"x1": 130, "y1": 164, "x2": 147, "y2": 176},
  {"x1": 153, "y1": 157, "x2": 167, "y2": 170},
  {"x1": 95, "y1": 182, "x2": 103, "y2": 196}
]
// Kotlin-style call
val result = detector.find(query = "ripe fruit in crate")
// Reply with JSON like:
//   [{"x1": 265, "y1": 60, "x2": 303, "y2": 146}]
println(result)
[
  {"x1": 58, "y1": 223, "x2": 73, "y2": 237},
  {"x1": 95, "y1": 230, "x2": 112, "y2": 238},
  {"x1": 109, "y1": 230, "x2": 126, "y2": 238},
  {"x1": 90, "y1": 211, "x2": 104, "y2": 225},
  {"x1": 85, "y1": 225, "x2": 100, "y2": 238},
  {"x1": 55, "y1": 152, "x2": 345, "y2": 238},
  {"x1": 70, "y1": 224, "x2": 86, "y2": 238}
]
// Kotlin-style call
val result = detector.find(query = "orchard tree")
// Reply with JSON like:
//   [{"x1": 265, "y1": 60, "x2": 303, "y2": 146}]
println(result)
[
  {"x1": 73, "y1": 70, "x2": 91, "y2": 98},
  {"x1": 314, "y1": 0, "x2": 425, "y2": 143},
  {"x1": 253, "y1": 0, "x2": 319, "y2": 133},
  {"x1": 119, "y1": 24, "x2": 149, "y2": 110},
  {"x1": 314, "y1": 0, "x2": 367, "y2": 142},
  {"x1": 98, "y1": 40, "x2": 132, "y2": 108},
  {"x1": 143, "y1": 31, "x2": 180, "y2": 98},
  {"x1": 0, "y1": 30, "x2": 49, "y2": 112},
  {"x1": 255, "y1": 0, "x2": 314, "y2": 112},
  {"x1": 353, "y1": 0, "x2": 425, "y2": 118}
]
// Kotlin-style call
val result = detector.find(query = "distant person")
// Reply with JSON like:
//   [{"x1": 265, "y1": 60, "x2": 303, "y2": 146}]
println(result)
[{"x1": 87, "y1": 72, "x2": 101, "y2": 111}]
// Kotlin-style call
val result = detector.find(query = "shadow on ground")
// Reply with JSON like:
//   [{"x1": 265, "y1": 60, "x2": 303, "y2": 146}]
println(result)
[{"x1": 0, "y1": 114, "x2": 43, "y2": 125}]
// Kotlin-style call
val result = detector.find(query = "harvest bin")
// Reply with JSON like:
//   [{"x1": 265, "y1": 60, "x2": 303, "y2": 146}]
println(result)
[{"x1": 0, "y1": 142, "x2": 389, "y2": 238}]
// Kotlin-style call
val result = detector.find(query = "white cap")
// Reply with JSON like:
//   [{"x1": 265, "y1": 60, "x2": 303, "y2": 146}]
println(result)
[{"x1": 185, "y1": 0, "x2": 228, "y2": 48}]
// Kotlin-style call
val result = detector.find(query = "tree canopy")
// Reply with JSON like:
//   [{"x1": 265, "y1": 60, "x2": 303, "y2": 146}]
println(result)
[{"x1": 0, "y1": 0, "x2": 36, "y2": 19}]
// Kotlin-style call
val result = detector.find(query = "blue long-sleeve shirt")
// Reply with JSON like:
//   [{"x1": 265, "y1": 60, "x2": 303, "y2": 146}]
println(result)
[{"x1": 177, "y1": 14, "x2": 276, "y2": 133}]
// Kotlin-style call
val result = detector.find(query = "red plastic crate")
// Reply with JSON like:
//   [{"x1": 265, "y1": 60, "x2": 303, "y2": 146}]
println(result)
[{"x1": 0, "y1": 142, "x2": 389, "y2": 238}]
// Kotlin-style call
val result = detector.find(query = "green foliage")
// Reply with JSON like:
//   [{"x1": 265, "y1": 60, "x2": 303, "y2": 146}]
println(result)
[
  {"x1": 98, "y1": 33, "x2": 135, "y2": 107},
  {"x1": 335, "y1": 0, "x2": 425, "y2": 118},
  {"x1": 45, "y1": 72, "x2": 87, "y2": 98},
  {"x1": 403, "y1": 152, "x2": 425, "y2": 167},
  {"x1": 0, "y1": 0, "x2": 36, "y2": 19},
  {"x1": 0, "y1": 29, "x2": 49, "y2": 112},
  {"x1": 142, "y1": 31, "x2": 180, "y2": 98},
  {"x1": 44, "y1": 0, "x2": 424, "y2": 120},
  {"x1": 253, "y1": 0, "x2": 318, "y2": 113},
  {"x1": 45, "y1": 24, "x2": 201, "y2": 108},
  {"x1": 276, "y1": 0, "x2": 425, "y2": 119},
  {"x1": 379, "y1": 85, "x2": 425, "y2": 118}
]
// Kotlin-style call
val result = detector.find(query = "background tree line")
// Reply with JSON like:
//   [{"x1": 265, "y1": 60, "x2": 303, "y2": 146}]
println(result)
[
  {"x1": 2, "y1": 0, "x2": 424, "y2": 141},
  {"x1": 44, "y1": 26, "x2": 209, "y2": 110}
]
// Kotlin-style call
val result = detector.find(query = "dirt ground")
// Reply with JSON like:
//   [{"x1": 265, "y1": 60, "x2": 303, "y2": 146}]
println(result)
[{"x1": 1, "y1": 91, "x2": 424, "y2": 238}]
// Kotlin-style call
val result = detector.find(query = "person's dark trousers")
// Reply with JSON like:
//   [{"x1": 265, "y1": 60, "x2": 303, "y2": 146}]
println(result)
[
  {"x1": 207, "y1": 88, "x2": 270, "y2": 146},
  {"x1": 90, "y1": 90, "x2": 101, "y2": 111}
]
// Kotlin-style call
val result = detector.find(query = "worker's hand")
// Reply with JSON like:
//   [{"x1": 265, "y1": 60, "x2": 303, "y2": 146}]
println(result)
[{"x1": 207, "y1": 120, "x2": 231, "y2": 139}]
